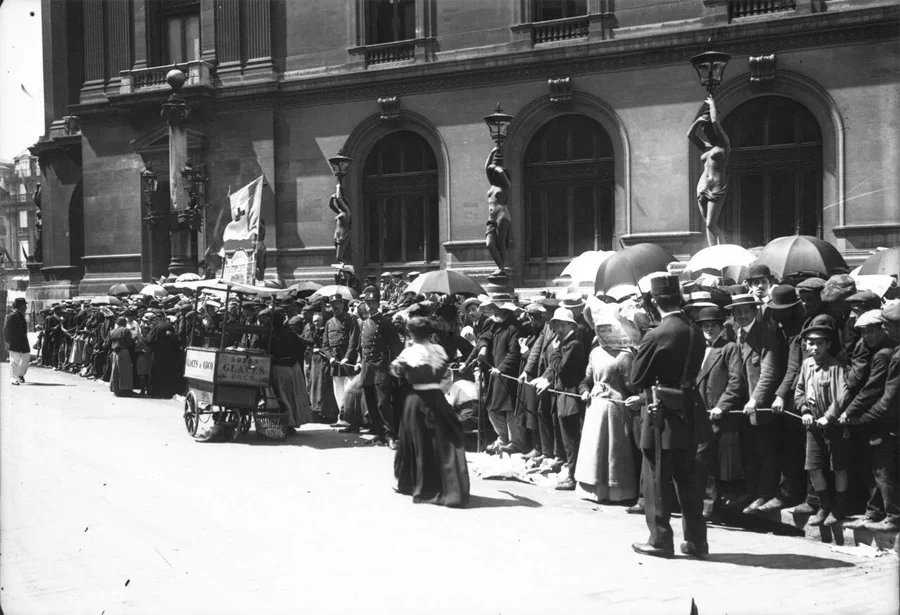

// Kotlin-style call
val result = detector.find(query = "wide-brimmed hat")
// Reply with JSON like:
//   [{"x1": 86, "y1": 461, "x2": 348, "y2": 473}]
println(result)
[
  {"x1": 694, "y1": 306, "x2": 726, "y2": 324},
  {"x1": 12, "y1": 297, "x2": 26, "y2": 308},
  {"x1": 767, "y1": 285, "x2": 801, "y2": 310},
  {"x1": 380, "y1": 272, "x2": 391, "y2": 279},
  {"x1": 331, "y1": 263, "x2": 355, "y2": 275},
  {"x1": 559, "y1": 292, "x2": 585, "y2": 309},
  {"x1": 462, "y1": 297, "x2": 481, "y2": 310},
  {"x1": 329, "y1": 293, "x2": 346, "y2": 304},
  {"x1": 725, "y1": 293, "x2": 757, "y2": 310},
  {"x1": 550, "y1": 307, "x2": 577, "y2": 324},
  {"x1": 525, "y1": 303, "x2": 546, "y2": 315},
  {"x1": 800, "y1": 314, "x2": 839, "y2": 339},
  {"x1": 855, "y1": 309, "x2": 885, "y2": 329},
  {"x1": 685, "y1": 291, "x2": 718, "y2": 310}
]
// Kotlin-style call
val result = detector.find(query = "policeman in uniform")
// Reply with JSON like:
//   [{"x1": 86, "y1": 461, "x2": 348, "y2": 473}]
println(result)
[
  {"x1": 630, "y1": 275, "x2": 709, "y2": 559},
  {"x1": 358, "y1": 286, "x2": 404, "y2": 448},
  {"x1": 379, "y1": 272, "x2": 394, "y2": 303},
  {"x1": 322, "y1": 293, "x2": 360, "y2": 413}
]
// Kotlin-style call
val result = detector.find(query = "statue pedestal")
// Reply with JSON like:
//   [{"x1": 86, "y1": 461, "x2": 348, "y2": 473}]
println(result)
[{"x1": 484, "y1": 271, "x2": 514, "y2": 298}]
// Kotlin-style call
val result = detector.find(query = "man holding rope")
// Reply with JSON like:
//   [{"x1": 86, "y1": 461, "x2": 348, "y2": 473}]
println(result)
[{"x1": 629, "y1": 276, "x2": 708, "y2": 559}]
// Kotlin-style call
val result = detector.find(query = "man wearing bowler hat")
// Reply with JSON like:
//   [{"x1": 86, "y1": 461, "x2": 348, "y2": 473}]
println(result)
[
  {"x1": 693, "y1": 306, "x2": 747, "y2": 521},
  {"x1": 322, "y1": 293, "x2": 360, "y2": 415},
  {"x1": 5, "y1": 298, "x2": 32, "y2": 385},
  {"x1": 744, "y1": 264, "x2": 777, "y2": 304},
  {"x1": 357, "y1": 286, "x2": 403, "y2": 447},
  {"x1": 726, "y1": 293, "x2": 787, "y2": 514},
  {"x1": 630, "y1": 275, "x2": 708, "y2": 558}
]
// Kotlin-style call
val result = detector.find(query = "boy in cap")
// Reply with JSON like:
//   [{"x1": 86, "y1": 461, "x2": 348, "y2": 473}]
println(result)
[
  {"x1": 842, "y1": 302, "x2": 900, "y2": 531},
  {"x1": 794, "y1": 314, "x2": 849, "y2": 527},
  {"x1": 629, "y1": 275, "x2": 708, "y2": 558},
  {"x1": 4, "y1": 298, "x2": 31, "y2": 384}
]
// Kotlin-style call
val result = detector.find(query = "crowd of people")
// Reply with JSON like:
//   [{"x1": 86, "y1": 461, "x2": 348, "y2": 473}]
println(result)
[{"x1": 5, "y1": 260, "x2": 899, "y2": 535}]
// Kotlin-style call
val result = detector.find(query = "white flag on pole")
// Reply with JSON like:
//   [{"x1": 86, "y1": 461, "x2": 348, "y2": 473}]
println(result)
[{"x1": 222, "y1": 176, "x2": 264, "y2": 243}]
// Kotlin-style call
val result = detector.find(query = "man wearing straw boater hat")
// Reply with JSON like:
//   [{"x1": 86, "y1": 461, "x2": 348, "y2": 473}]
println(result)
[{"x1": 629, "y1": 275, "x2": 708, "y2": 559}]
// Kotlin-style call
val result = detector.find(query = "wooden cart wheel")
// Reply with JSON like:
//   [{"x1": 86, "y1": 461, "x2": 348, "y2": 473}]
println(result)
[
  {"x1": 239, "y1": 411, "x2": 252, "y2": 435},
  {"x1": 183, "y1": 392, "x2": 200, "y2": 437}
]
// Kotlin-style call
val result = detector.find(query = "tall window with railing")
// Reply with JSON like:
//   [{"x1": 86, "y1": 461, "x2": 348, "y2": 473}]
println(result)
[
  {"x1": 157, "y1": 0, "x2": 201, "y2": 65},
  {"x1": 533, "y1": 0, "x2": 587, "y2": 22},
  {"x1": 367, "y1": 0, "x2": 416, "y2": 44}
]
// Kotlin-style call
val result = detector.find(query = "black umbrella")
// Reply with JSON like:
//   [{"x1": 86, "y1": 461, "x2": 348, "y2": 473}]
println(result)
[
  {"x1": 108, "y1": 283, "x2": 143, "y2": 297},
  {"x1": 594, "y1": 244, "x2": 676, "y2": 294},
  {"x1": 858, "y1": 247, "x2": 900, "y2": 278},
  {"x1": 753, "y1": 235, "x2": 847, "y2": 279}
]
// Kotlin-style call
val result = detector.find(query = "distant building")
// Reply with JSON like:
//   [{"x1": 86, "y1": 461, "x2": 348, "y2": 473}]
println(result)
[
  {"x1": 0, "y1": 151, "x2": 40, "y2": 290},
  {"x1": 29, "y1": 0, "x2": 900, "y2": 298}
]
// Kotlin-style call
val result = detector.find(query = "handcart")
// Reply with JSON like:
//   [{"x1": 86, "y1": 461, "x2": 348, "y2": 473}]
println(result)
[{"x1": 179, "y1": 279, "x2": 291, "y2": 441}]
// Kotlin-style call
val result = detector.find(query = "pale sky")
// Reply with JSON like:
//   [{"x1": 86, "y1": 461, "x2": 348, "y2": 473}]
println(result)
[{"x1": 0, "y1": 0, "x2": 44, "y2": 161}]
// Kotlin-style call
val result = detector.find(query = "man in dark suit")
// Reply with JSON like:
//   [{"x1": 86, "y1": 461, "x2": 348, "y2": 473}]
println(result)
[
  {"x1": 534, "y1": 307, "x2": 588, "y2": 490},
  {"x1": 358, "y1": 286, "x2": 404, "y2": 448},
  {"x1": 630, "y1": 276, "x2": 708, "y2": 558},
  {"x1": 727, "y1": 293, "x2": 786, "y2": 514},
  {"x1": 4, "y1": 297, "x2": 31, "y2": 384},
  {"x1": 694, "y1": 306, "x2": 747, "y2": 521},
  {"x1": 520, "y1": 296, "x2": 561, "y2": 465}
]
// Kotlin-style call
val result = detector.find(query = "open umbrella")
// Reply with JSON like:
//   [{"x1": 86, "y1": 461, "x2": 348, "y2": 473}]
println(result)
[
  {"x1": 261, "y1": 279, "x2": 286, "y2": 289},
  {"x1": 91, "y1": 296, "x2": 121, "y2": 306},
  {"x1": 851, "y1": 274, "x2": 896, "y2": 298},
  {"x1": 405, "y1": 270, "x2": 485, "y2": 296},
  {"x1": 175, "y1": 272, "x2": 201, "y2": 283},
  {"x1": 685, "y1": 244, "x2": 756, "y2": 281},
  {"x1": 285, "y1": 281, "x2": 323, "y2": 297},
  {"x1": 108, "y1": 283, "x2": 142, "y2": 297},
  {"x1": 594, "y1": 244, "x2": 676, "y2": 294},
  {"x1": 140, "y1": 284, "x2": 169, "y2": 298},
  {"x1": 560, "y1": 250, "x2": 615, "y2": 286},
  {"x1": 309, "y1": 285, "x2": 359, "y2": 302},
  {"x1": 753, "y1": 235, "x2": 847, "y2": 280},
  {"x1": 858, "y1": 247, "x2": 900, "y2": 278}
]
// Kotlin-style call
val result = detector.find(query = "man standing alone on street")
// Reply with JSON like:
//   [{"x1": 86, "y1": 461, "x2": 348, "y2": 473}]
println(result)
[
  {"x1": 630, "y1": 276, "x2": 708, "y2": 559},
  {"x1": 4, "y1": 298, "x2": 31, "y2": 385}
]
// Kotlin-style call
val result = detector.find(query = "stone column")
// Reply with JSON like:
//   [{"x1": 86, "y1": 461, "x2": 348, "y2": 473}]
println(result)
[
  {"x1": 200, "y1": 0, "x2": 217, "y2": 63},
  {"x1": 81, "y1": 0, "x2": 106, "y2": 102},
  {"x1": 215, "y1": 0, "x2": 242, "y2": 81},
  {"x1": 106, "y1": 0, "x2": 133, "y2": 92},
  {"x1": 161, "y1": 75, "x2": 195, "y2": 279},
  {"x1": 244, "y1": 0, "x2": 274, "y2": 80}
]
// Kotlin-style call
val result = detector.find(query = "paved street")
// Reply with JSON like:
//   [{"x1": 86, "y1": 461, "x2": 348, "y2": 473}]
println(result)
[{"x1": 1, "y1": 367, "x2": 898, "y2": 615}]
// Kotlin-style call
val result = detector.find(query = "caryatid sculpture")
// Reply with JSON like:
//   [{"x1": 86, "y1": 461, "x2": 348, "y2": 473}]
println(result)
[{"x1": 688, "y1": 95, "x2": 731, "y2": 247}]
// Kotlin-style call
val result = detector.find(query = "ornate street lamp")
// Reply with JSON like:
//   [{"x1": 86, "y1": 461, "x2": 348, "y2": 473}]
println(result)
[
  {"x1": 180, "y1": 158, "x2": 207, "y2": 212},
  {"x1": 483, "y1": 103, "x2": 514, "y2": 150},
  {"x1": 689, "y1": 49, "x2": 731, "y2": 94},
  {"x1": 328, "y1": 149, "x2": 352, "y2": 189},
  {"x1": 139, "y1": 161, "x2": 159, "y2": 218}
]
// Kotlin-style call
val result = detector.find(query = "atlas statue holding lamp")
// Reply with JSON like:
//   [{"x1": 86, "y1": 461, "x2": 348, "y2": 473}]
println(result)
[{"x1": 688, "y1": 95, "x2": 731, "y2": 247}]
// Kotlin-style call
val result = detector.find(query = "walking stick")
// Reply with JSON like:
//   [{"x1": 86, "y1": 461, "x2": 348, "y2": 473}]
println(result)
[
  {"x1": 650, "y1": 379, "x2": 664, "y2": 520},
  {"x1": 476, "y1": 362, "x2": 485, "y2": 454}
]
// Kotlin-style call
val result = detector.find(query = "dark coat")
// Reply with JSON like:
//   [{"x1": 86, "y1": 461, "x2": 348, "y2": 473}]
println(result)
[
  {"x1": 322, "y1": 311, "x2": 360, "y2": 377},
  {"x1": 695, "y1": 332, "x2": 746, "y2": 433},
  {"x1": 358, "y1": 313, "x2": 403, "y2": 385},
  {"x1": 523, "y1": 321, "x2": 556, "y2": 377},
  {"x1": 844, "y1": 338, "x2": 897, "y2": 419},
  {"x1": 737, "y1": 319, "x2": 786, "y2": 424},
  {"x1": 543, "y1": 330, "x2": 587, "y2": 418},
  {"x1": 481, "y1": 319, "x2": 520, "y2": 413},
  {"x1": 630, "y1": 312, "x2": 706, "y2": 451},
  {"x1": 4, "y1": 310, "x2": 29, "y2": 353}
]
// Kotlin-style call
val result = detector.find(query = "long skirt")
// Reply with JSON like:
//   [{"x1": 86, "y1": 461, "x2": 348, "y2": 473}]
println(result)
[
  {"x1": 271, "y1": 362, "x2": 312, "y2": 427},
  {"x1": 308, "y1": 355, "x2": 338, "y2": 421},
  {"x1": 574, "y1": 397, "x2": 638, "y2": 503},
  {"x1": 109, "y1": 348, "x2": 134, "y2": 396},
  {"x1": 394, "y1": 389, "x2": 470, "y2": 508}
]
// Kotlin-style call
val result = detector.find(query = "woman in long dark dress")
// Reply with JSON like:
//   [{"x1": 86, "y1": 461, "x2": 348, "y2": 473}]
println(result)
[
  {"x1": 391, "y1": 317, "x2": 470, "y2": 508},
  {"x1": 107, "y1": 317, "x2": 135, "y2": 397},
  {"x1": 145, "y1": 316, "x2": 184, "y2": 398}
]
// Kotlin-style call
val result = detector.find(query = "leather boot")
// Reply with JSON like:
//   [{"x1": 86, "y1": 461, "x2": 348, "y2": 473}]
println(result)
[
  {"x1": 824, "y1": 492, "x2": 847, "y2": 526},
  {"x1": 807, "y1": 490, "x2": 831, "y2": 526}
]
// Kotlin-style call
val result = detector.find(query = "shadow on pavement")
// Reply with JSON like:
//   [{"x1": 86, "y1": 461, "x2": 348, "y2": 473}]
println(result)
[
  {"x1": 234, "y1": 427, "x2": 379, "y2": 451},
  {"x1": 468, "y1": 491, "x2": 542, "y2": 509},
  {"x1": 707, "y1": 552, "x2": 855, "y2": 570},
  {"x1": 23, "y1": 382, "x2": 73, "y2": 387}
]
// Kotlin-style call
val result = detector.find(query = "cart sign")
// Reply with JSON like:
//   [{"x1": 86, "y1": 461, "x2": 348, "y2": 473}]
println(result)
[
  {"x1": 223, "y1": 249, "x2": 256, "y2": 285},
  {"x1": 184, "y1": 348, "x2": 217, "y2": 383},
  {"x1": 216, "y1": 352, "x2": 271, "y2": 387}
]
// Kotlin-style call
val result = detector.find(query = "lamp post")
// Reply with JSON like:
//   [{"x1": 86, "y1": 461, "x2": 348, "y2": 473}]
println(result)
[
  {"x1": 483, "y1": 103, "x2": 513, "y2": 162},
  {"x1": 689, "y1": 49, "x2": 731, "y2": 94},
  {"x1": 328, "y1": 149, "x2": 352, "y2": 192},
  {"x1": 139, "y1": 161, "x2": 160, "y2": 280}
]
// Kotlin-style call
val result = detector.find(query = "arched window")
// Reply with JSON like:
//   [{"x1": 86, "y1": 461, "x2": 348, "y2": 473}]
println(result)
[
  {"x1": 524, "y1": 115, "x2": 614, "y2": 269},
  {"x1": 721, "y1": 96, "x2": 823, "y2": 246},
  {"x1": 363, "y1": 131, "x2": 439, "y2": 265}
]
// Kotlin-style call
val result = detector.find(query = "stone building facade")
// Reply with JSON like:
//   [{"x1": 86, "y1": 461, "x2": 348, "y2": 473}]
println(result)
[
  {"x1": 0, "y1": 152, "x2": 41, "y2": 290},
  {"x1": 29, "y1": 0, "x2": 900, "y2": 299}
]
